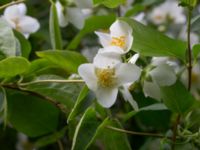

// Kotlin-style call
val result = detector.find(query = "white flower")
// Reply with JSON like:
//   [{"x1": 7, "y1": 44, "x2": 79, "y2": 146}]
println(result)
[
  {"x1": 78, "y1": 52, "x2": 141, "y2": 108},
  {"x1": 181, "y1": 62, "x2": 200, "y2": 99},
  {"x1": 95, "y1": 20, "x2": 133, "y2": 53},
  {"x1": 143, "y1": 63, "x2": 177, "y2": 100},
  {"x1": 3, "y1": 3, "x2": 40, "y2": 38},
  {"x1": 149, "y1": 1, "x2": 186, "y2": 25},
  {"x1": 55, "y1": 1, "x2": 92, "y2": 29}
]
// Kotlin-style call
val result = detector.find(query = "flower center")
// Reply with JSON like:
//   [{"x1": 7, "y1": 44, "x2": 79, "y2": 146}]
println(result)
[
  {"x1": 191, "y1": 72, "x2": 199, "y2": 83},
  {"x1": 95, "y1": 67, "x2": 117, "y2": 88},
  {"x1": 110, "y1": 36, "x2": 126, "y2": 48},
  {"x1": 11, "y1": 18, "x2": 21, "y2": 31}
]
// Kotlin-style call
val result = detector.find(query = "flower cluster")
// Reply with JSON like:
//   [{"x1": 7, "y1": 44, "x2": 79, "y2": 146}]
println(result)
[{"x1": 78, "y1": 20, "x2": 141, "y2": 108}]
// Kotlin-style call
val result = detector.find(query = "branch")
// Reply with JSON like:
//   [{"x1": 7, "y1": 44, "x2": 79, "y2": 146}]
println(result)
[
  {"x1": 106, "y1": 126, "x2": 170, "y2": 139},
  {"x1": 0, "y1": 0, "x2": 25, "y2": 10}
]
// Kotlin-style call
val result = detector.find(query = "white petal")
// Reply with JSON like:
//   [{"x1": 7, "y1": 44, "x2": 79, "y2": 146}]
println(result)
[
  {"x1": 78, "y1": 64, "x2": 98, "y2": 90},
  {"x1": 95, "y1": 87, "x2": 118, "y2": 108},
  {"x1": 98, "y1": 46, "x2": 124, "y2": 54},
  {"x1": 67, "y1": 7, "x2": 86, "y2": 29},
  {"x1": 4, "y1": 3, "x2": 26, "y2": 19},
  {"x1": 93, "y1": 51, "x2": 122, "y2": 68},
  {"x1": 110, "y1": 20, "x2": 132, "y2": 37},
  {"x1": 149, "y1": 64, "x2": 177, "y2": 86},
  {"x1": 120, "y1": 85, "x2": 139, "y2": 111},
  {"x1": 74, "y1": 0, "x2": 93, "y2": 8},
  {"x1": 18, "y1": 16, "x2": 40, "y2": 34},
  {"x1": 151, "y1": 57, "x2": 168, "y2": 66},
  {"x1": 116, "y1": 63, "x2": 141, "y2": 86},
  {"x1": 95, "y1": 31, "x2": 111, "y2": 47},
  {"x1": 128, "y1": 53, "x2": 140, "y2": 64},
  {"x1": 143, "y1": 81, "x2": 161, "y2": 101},
  {"x1": 55, "y1": 1, "x2": 69, "y2": 27}
]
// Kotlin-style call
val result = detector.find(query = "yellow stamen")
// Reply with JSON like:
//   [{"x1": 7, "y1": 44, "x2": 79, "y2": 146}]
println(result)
[
  {"x1": 11, "y1": 18, "x2": 21, "y2": 31},
  {"x1": 110, "y1": 36, "x2": 126, "y2": 48},
  {"x1": 95, "y1": 67, "x2": 116, "y2": 88}
]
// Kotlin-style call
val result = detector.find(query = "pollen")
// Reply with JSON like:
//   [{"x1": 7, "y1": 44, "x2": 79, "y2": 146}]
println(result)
[
  {"x1": 110, "y1": 36, "x2": 126, "y2": 48},
  {"x1": 95, "y1": 67, "x2": 117, "y2": 88}
]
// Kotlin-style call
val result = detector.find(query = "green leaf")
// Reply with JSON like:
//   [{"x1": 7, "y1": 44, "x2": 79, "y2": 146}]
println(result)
[
  {"x1": 0, "y1": 18, "x2": 16, "y2": 57},
  {"x1": 0, "y1": 57, "x2": 30, "y2": 78},
  {"x1": 93, "y1": 0, "x2": 126, "y2": 8},
  {"x1": 192, "y1": 44, "x2": 200, "y2": 59},
  {"x1": 0, "y1": 87, "x2": 7, "y2": 126},
  {"x1": 92, "y1": 118, "x2": 132, "y2": 150},
  {"x1": 14, "y1": 30, "x2": 32, "y2": 59},
  {"x1": 191, "y1": 15, "x2": 200, "y2": 33},
  {"x1": 67, "y1": 85, "x2": 95, "y2": 122},
  {"x1": 121, "y1": 18, "x2": 187, "y2": 61},
  {"x1": 24, "y1": 77, "x2": 83, "y2": 110},
  {"x1": 36, "y1": 50, "x2": 87, "y2": 73},
  {"x1": 6, "y1": 89, "x2": 60, "y2": 137},
  {"x1": 179, "y1": 0, "x2": 197, "y2": 7},
  {"x1": 71, "y1": 107, "x2": 101, "y2": 150},
  {"x1": 49, "y1": 2, "x2": 62, "y2": 49},
  {"x1": 125, "y1": 4, "x2": 145, "y2": 17},
  {"x1": 160, "y1": 81, "x2": 195, "y2": 114},
  {"x1": 67, "y1": 14, "x2": 116, "y2": 50},
  {"x1": 35, "y1": 126, "x2": 67, "y2": 147}
]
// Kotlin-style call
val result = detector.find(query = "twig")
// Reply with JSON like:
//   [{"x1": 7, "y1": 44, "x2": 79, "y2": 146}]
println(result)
[
  {"x1": 106, "y1": 126, "x2": 170, "y2": 139},
  {"x1": 0, "y1": 0, "x2": 25, "y2": 10},
  {"x1": 19, "y1": 79, "x2": 84, "y2": 86},
  {"x1": 57, "y1": 140, "x2": 64, "y2": 150}
]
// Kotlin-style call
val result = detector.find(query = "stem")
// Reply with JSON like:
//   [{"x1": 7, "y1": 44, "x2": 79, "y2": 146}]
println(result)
[
  {"x1": 187, "y1": 8, "x2": 192, "y2": 91},
  {"x1": 0, "y1": 0, "x2": 25, "y2": 10},
  {"x1": 57, "y1": 140, "x2": 64, "y2": 150},
  {"x1": 19, "y1": 79, "x2": 84, "y2": 86},
  {"x1": 106, "y1": 126, "x2": 170, "y2": 139},
  {"x1": 172, "y1": 7, "x2": 193, "y2": 150}
]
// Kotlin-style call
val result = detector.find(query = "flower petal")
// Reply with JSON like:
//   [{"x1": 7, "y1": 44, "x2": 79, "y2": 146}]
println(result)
[
  {"x1": 143, "y1": 81, "x2": 161, "y2": 100},
  {"x1": 55, "y1": 1, "x2": 69, "y2": 27},
  {"x1": 74, "y1": 0, "x2": 93, "y2": 9},
  {"x1": 120, "y1": 85, "x2": 139, "y2": 111},
  {"x1": 67, "y1": 7, "x2": 86, "y2": 29},
  {"x1": 4, "y1": 3, "x2": 26, "y2": 19},
  {"x1": 95, "y1": 87, "x2": 118, "y2": 108},
  {"x1": 78, "y1": 64, "x2": 98, "y2": 90},
  {"x1": 18, "y1": 16, "x2": 40, "y2": 34},
  {"x1": 110, "y1": 20, "x2": 132, "y2": 37},
  {"x1": 128, "y1": 53, "x2": 140, "y2": 64},
  {"x1": 93, "y1": 50, "x2": 122, "y2": 68},
  {"x1": 95, "y1": 31, "x2": 111, "y2": 48},
  {"x1": 116, "y1": 63, "x2": 141, "y2": 86},
  {"x1": 149, "y1": 64, "x2": 177, "y2": 86}
]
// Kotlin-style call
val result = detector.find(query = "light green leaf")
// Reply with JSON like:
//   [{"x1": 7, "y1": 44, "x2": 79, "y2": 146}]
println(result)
[
  {"x1": 14, "y1": 30, "x2": 32, "y2": 59},
  {"x1": 121, "y1": 18, "x2": 187, "y2": 61},
  {"x1": 179, "y1": 0, "x2": 197, "y2": 7},
  {"x1": 160, "y1": 81, "x2": 195, "y2": 114},
  {"x1": 49, "y1": 2, "x2": 62, "y2": 49},
  {"x1": 192, "y1": 44, "x2": 200, "y2": 59},
  {"x1": 6, "y1": 89, "x2": 60, "y2": 137},
  {"x1": 71, "y1": 107, "x2": 101, "y2": 150},
  {"x1": 93, "y1": 0, "x2": 126, "y2": 8},
  {"x1": 67, "y1": 85, "x2": 95, "y2": 122},
  {"x1": 0, "y1": 18, "x2": 16, "y2": 57},
  {"x1": 36, "y1": 50, "x2": 87, "y2": 73},
  {"x1": 67, "y1": 14, "x2": 116, "y2": 50},
  {"x1": 0, "y1": 57, "x2": 30, "y2": 78}
]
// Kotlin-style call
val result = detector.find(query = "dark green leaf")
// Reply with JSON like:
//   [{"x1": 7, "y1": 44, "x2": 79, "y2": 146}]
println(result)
[
  {"x1": 49, "y1": 2, "x2": 62, "y2": 49},
  {"x1": 179, "y1": 0, "x2": 197, "y2": 7},
  {"x1": 121, "y1": 18, "x2": 187, "y2": 61},
  {"x1": 0, "y1": 18, "x2": 16, "y2": 57},
  {"x1": 36, "y1": 50, "x2": 87, "y2": 73},
  {"x1": 0, "y1": 57, "x2": 30, "y2": 78},
  {"x1": 160, "y1": 81, "x2": 195, "y2": 114},
  {"x1": 71, "y1": 107, "x2": 101, "y2": 150},
  {"x1": 6, "y1": 89, "x2": 60, "y2": 137},
  {"x1": 67, "y1": 15, "x2": 116, "y2": 50}
]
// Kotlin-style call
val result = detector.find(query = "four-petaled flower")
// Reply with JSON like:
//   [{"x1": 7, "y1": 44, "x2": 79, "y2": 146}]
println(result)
[{"x1": 3, "y1": 3, "x2": 40, "y2": 38}]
